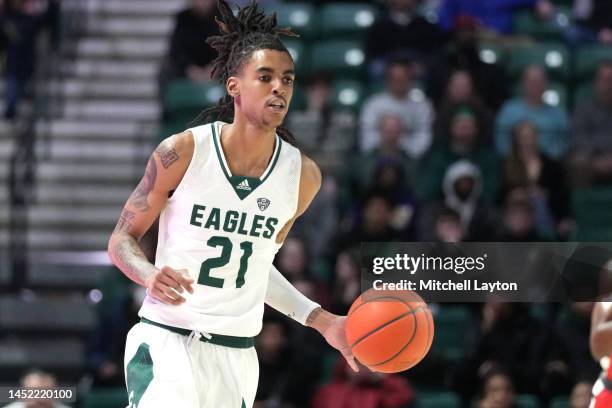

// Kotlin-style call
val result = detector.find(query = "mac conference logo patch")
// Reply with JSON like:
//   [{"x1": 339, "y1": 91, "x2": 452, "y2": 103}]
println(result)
[{"x1": 257, "y1": 198, "x2": 271, "y2": 211}]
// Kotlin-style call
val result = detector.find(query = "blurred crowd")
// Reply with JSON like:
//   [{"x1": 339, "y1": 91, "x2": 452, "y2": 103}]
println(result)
[
  {"x1": 0, "y1": 0, "x2": 59, "y2": 120},
  {"x1": 15, "y1": 0, "x2": 610, "y2": 407}
]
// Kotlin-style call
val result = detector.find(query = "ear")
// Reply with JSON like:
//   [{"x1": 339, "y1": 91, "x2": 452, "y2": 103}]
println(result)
[{"x1": 226, "y1": 76, "x2": 240, "y2": 98}]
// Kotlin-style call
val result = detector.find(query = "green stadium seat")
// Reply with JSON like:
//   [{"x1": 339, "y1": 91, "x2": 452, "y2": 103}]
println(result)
[
  {"x1": 283, "y1": 38, "x2": 309, "y2": 76},
  {"x1": 575, "y1": 45, "x2": 612, "y2": 81},
  {"x1": 417, "y1": 391, "x2": 461, "y2": 408},
  {"x1": 431, "y1": 306, "x2": 469, "y2": 362},
  {"x1": 550, "y1": 396, "x2": 569, "y2": 408},
  {"x1": 164, "y1": 80, "x2": 224, "y2": 117},
  {"x1": 332, "y1": 80, "x2": 366, "y2": 111},
  {"x1": 309, "y1": 40, "x2": 366, "y2": 79},
  {"x1": 507, "y1": 42, "x2": 570, "y2": 81},
  {"x1": 515, "y1": 394, "x2": 540, "y2": 408},
  {"x1": 512, "y1": 80, "x2": 568, "y2": 108},
  {"x1": 276, "y1": 3, "x2": 317, "y2": 39},
  {"x1": 513, "y1": 7, "x2": 572, "y2": 41},
  {"x1": 83, "y1": 388, "x2": 128, "y2": 408},
  {"x1": 572, "y1": 187, "x2": 612, "y2": 241},
  {"x1": 319, "y1": 3, "x2": 378, "y2": 39},
  {"x1": 574, "y1": 81, "x2": 594, "y2": 106},
  {"x1": 550, "y1": 397, "x2": 570, "y2": 408}
]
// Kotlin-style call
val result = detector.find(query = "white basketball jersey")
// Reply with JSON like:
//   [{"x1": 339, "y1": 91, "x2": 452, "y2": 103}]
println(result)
[{"x1": 139, "y1": 121, "x2": 301, "y2": 337}]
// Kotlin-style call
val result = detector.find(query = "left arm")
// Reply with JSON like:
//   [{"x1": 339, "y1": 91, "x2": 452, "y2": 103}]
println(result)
[{"x1": 265, "y1": 153, "x2": 359, "y2": 371}]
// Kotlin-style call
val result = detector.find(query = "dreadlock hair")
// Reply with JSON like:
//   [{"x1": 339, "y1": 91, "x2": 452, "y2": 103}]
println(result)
[{"x1": 192, "y1": 0, "x2": 298, "y2": 145}]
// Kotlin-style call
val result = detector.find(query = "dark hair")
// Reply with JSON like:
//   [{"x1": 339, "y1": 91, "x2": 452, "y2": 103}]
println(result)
[{"x1": 192, "y1": 0, "x2": 298, "y2": 144}]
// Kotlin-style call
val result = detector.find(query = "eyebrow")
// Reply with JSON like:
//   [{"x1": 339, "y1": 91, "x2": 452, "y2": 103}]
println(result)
[{"x1": 256, "y1": 67, "x2": 295, "y2": 75}]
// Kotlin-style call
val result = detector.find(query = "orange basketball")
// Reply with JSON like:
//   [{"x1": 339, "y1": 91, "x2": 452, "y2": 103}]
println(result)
[{"x1": 345, "y1": 289, "x2": 434, "y2": 373}]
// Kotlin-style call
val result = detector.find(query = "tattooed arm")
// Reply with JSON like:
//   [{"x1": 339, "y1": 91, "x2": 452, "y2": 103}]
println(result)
[{"x1": 108, "y1": 131, "x2": 195, "y2": 304}]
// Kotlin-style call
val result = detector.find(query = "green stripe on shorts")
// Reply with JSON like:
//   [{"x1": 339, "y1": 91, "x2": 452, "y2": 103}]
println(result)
[{"x1": 126, "y1": 343, "x2": 154, "y2": 408}]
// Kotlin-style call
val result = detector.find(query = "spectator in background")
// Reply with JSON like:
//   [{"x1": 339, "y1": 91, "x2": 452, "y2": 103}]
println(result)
[
  {"x1": 291, "y1": 177, "x2": 339, "y2": 261},
  {"x1": 162, "y1": 0, "x2": 219, "y2": 82},
  {"x1": 495, "y1": 65, "x2": 570, "y2": 160},
  {"x1": 254, "y1": 318, "x2": 319, "y2": 408},
  {"x1": 477, "y1": 367, "x2": 517, "y2": 408},
  {"x1": 286, "y1": 71, "x2": 357, "y2": 175},
  {"x1": 427, "y1": 16, "x2": 509, "y2": 111},
  {"x1": 566, "y1": 0, "x2": 612, "y2": 45},
  {"x1": 433, "y1": 70, "x2": 494, "y2": 146},
  {"x1": 419, "y1": 108, "x2": 499, "y2": 202},
  {"x1": 570, "y1": 61, "x2": 612, "y2": 186},
  {"x1": 2, "y1": 369, "x2": 70, "y2": 408},
  {"x1": 341, "y1": 114, "x2": 417, "y2": 209},
  {"x1": 437, "y1": 0, "x2": 554, "y2": 35},
  {"x1": 433, "y1": 207, "x2": 465, "y2": 242},
  {"x1": 2, "y1": 0, "x2": 58, "y2": 120},
  {"x1": 365, "y1": 0, "x2": 446, "y2": 80},
  {"x1": 312, "y1": 358, "x2": 414, "y2": 408},
  {"x1": 360, "y1": 57, "x2": 434, "y2": 159},
  {"x1": 420, "y1": 160, "x2": 497, "y2": 241},
  {"x1": 331, "y1": 250, "x2": 361, "y2": 315},
  {"x1": 452, "y1": 302, "x2": 539, "y2": 399},
  {"x1": 502, "y1": 122, "x2": 572, "y2": 239},
  {"x1": 497, "y1": 190, "x2": 543, "y2": 241},
  {"x1": 335, "y1": 190, "x2": 402, "y2": 253}
]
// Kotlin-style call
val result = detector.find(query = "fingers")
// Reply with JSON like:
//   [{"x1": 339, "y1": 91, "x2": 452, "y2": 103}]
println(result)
[
  {"x1": 150, "y1": 283, "x2": 186, "y2": 305},
  {"x1": 149, "y1": 266, "x2": 194, "y2": 305},
  {"x1": 341, "y1": 347, "x2": 359, "y2": 372},
  {"x1": 161, "y1": 266, "x2": 194, "y2": 294}
]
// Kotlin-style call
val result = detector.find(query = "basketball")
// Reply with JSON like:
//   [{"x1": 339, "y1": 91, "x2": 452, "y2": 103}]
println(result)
[{"x1": 345, "y1": 289, "x2": 434, "y2": 373}]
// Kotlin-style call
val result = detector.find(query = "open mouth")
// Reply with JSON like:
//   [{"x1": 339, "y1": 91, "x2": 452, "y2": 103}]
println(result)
[{"x1": 267, "y1": 102, "x2": 286, "y2": 112}]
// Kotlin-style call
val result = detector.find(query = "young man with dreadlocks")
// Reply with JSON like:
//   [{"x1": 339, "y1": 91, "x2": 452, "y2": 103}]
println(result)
[{"x1": 108, "y1": 1, "x2": 358, "y2": 407}]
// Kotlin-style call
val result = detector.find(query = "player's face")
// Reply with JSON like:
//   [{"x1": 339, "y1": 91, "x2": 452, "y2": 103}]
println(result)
[{"x1": 231, "y1": 49, "x2": 295, "y2": 128}]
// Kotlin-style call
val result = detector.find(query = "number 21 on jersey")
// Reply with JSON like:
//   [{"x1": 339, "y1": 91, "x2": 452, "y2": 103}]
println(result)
[{"x1": 198, "y1": 235, "x2": 253, "y2": 288}]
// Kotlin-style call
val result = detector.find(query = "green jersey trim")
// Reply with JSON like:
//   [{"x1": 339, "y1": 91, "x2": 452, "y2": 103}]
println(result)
[{"x1": 210, "y1": 122, "x2": 282, "y2": 200}]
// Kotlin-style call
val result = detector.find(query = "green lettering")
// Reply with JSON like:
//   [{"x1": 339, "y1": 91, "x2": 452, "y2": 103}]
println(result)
[
  {"x1": 223, "y1": 211, "x2": 239, "y2": 233},
  {"x1": 262, "y1": 218, "x2": 279, "y2": 239},
  {"x1": 190, "y1": 204, "x2": 206, "y2": 227},
  {"x1": 237, "y1": 212, "x2": 249, "y2": 235},
  {"x1": 249, "y1": 215, "x2": 265, "y2": 237},
  {"x1": 204, "y1": 207, "x2": 221, "y2": 230}
]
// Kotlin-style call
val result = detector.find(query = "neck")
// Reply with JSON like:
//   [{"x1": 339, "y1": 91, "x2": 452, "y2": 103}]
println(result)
[{"x1": 221, "y1": 114, "x2": 277, "y2": 174}]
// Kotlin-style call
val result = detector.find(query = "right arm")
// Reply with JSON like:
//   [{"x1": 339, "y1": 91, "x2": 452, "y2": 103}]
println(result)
[
  {"x1": 107, "y1": 131, "x2": 195, "y2": 304},
  {"x1": 591, "y1": 301, "x2": 612, "y2": 361}
]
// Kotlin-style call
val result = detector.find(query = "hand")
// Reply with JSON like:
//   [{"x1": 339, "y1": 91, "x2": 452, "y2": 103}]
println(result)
[
  {"x1": 146, "y1": 266, "x2": 194, "y2": 305},
  {"x1": 307, "y1": 308, "x2": 359, "y2": 372}
]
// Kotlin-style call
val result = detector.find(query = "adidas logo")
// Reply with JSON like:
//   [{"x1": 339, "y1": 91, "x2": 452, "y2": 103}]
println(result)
[{"x1": 236, "y1": 179, "x2": 252, "y2": 191}]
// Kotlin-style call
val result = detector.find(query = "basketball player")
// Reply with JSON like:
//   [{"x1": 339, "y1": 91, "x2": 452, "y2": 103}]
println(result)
[
  {"x1": 590, "y1": 300, "x2": 612, "y2": 408},
  {"x1": 107, "y1": 1, "x2": 357, "y2": 407}
]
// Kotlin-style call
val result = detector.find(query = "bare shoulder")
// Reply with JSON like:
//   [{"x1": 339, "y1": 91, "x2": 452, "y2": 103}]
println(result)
[
  {"x1": 152, "y1": 130, "x2": 195, "y2": 191},
  {"x1": 299, "y1": 152, "x2": 322, "y2": 192},
  {"x1": 156, "y1": 130, "x2": 194, "y2": 167}
]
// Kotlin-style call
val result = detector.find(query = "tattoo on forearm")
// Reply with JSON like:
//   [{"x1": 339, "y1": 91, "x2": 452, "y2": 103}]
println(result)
[
  {"x1": 156, "y1": 144, "x2": 179, "y2": 169},
  {"x1": 112, "y1": 237, "x2": 155, "y2": 285},
  {"x1": 131, "y1": 155, "x2": 157, "y2": 211},
  {"x1": 114, "y1": 209, "x2": 135, "y2": 233}
]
